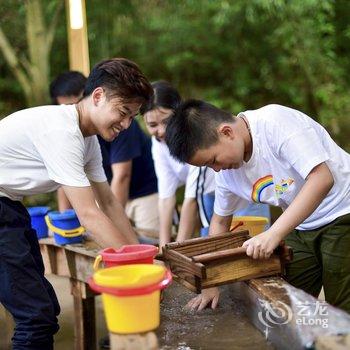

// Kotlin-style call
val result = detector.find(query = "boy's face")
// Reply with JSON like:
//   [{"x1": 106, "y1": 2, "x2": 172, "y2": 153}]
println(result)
[
  {"x1": 91, "y1": 88, "x2": 141, "y2": 141},
  {"x1": 189, "y1": 124, "x2": 245, "y2": 172},
  {"x1": 143, "y1": 107, "x2": 173, "y2": 142}
]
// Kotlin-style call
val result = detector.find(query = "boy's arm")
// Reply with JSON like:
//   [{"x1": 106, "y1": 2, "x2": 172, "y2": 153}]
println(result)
[
  {"x1": 110, "y1": 160, "x2": 132, "y2": 208},
  {"x1": 158, "y1": 195, "x2": 177, "y2": 249},
  {"x1": 186, "y1": 213, "x2": 232, "y2": 311},
  {"x1": 63, "y1": 182, "x2": 138, "y2": 248},
  {"x1": 243, "y1": 162, "x2": 334, "y2": 259},
  {"x1": 176, "y1": 197, "x2": 199, "y2": 242}
]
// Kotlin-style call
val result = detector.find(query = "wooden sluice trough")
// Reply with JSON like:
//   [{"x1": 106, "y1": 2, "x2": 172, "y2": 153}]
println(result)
[
  {"x1": 163, "y1": 231, "x2": 350, "y2": 350},
  {"x1": 1, "y1": 234, "x2": 349, "y2": 349}
]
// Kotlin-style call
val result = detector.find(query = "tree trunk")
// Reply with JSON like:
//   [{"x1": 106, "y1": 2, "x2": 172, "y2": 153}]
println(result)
[{"x1": 0, "y1": 0, "x2": 63, "y2": 107}]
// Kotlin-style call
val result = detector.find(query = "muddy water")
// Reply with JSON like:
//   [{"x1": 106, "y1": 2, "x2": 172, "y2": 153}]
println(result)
[
  {"x1": 157, "y1": 282, "x2": 273, "y2": 350},
  {"x1": 0, "y1": 277, "x2": 273, "y2": 350}
]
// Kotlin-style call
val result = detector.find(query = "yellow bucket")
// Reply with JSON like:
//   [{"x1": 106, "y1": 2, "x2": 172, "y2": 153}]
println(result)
[
  {"x1": 230, "y1": 216, "x2": 269, "y2": 236},
  {"x1": 88, "y1": 264, "x2": 172, "y2": 334}
]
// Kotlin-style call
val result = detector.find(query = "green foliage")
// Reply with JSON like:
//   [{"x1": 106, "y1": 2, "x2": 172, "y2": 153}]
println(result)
[{"x1": 1, "y1": 0, "x2": 350, "y2": 150}]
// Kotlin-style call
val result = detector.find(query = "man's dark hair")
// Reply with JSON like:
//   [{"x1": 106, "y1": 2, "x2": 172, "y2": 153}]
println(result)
[
  {"x1": 165, "y1": 99, "x2": 233, "y2": 163},
  {"x1": 140, "y1": 81, "x2": 181, "y2": 115},
  {"x1": 50, "y1": 71, "x2": 87, "y2": 104},
  {"x1": 83, "y1": 58, "x2": 153, "y2": 106}
]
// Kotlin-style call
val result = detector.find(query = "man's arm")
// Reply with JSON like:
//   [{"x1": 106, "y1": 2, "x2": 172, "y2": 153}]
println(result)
[
  {"x1": 90, "y1": 180, "x2": 139, "y2": 244},
  {"x1": 62, "y1": 183, "x2": 137, "y2": 248},
  {"x1": 57, "y1": 187, "x2": 72, "y2": 211},
  {"x1": 243, "y1": 162, "x2": 334, "y2": 259},
  {"x1": 176, "y1": 197, "x2": 199, "y2": 242},
  {"x1": 110, "y1": 160, "x2": 132, "y2": 208},
  {"x1": 158, "y1": 195, "x2": 177, "y2": 249}
]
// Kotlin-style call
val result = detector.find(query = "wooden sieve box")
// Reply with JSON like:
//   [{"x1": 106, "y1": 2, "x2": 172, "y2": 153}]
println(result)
[{"x1": 163, "y1": 230, "x2": 293, "y2": 294}]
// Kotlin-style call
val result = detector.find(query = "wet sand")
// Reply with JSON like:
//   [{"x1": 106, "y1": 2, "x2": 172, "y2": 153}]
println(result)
[{"x1": 0, "y1": 276, "x2": 273, "y2": 350}]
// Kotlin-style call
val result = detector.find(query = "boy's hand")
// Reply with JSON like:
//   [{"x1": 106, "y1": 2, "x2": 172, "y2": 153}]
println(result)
[
  {"x1": 242, "y1": 229, "x2": 282, "y2": 259},
  {"x1": 185, "y1": 287, "x2": 220, "y2": 311}
]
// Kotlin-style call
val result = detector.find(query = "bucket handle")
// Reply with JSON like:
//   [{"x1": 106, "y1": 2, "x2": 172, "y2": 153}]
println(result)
[
  {"x1": 88, "y1": 270, "x2": 173, "y2": 297},
  {"x1": 93, "y1": 255, "x2": 103, "y2": 271},
  {"x1": 45, "y1": 215, "x2": 85, "y2": 237}
]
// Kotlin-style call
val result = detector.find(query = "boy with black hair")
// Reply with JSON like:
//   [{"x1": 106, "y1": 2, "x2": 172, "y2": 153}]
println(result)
[
  {"x1": 50, "y1": 71, "x2": 87, "y2": 105},
  {"x1": 165, "y1": 100, "x2": 350, "y2": 313},
  {"x1": 0, "y1": 58, "x2": 152, "y2": 349}
]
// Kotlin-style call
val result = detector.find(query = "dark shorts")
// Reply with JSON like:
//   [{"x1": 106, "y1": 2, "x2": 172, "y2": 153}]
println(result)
[
  {"x1": 285, "y1": 213, "x2": 350, "y2": 314},
  {"x1": 0, "y1": 197, "x2": 60, "y2": 349}
]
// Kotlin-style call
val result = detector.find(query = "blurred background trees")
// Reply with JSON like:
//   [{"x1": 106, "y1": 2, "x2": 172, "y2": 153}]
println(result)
[{"x1": 1, "y1": 0, "x2": 349, "y2": 149}]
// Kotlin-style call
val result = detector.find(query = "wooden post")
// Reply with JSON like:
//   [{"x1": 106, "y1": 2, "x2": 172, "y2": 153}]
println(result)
[
  {"x1": 65, "y1": 0, "x2": 90, "y2": 75},
  {"x1": 70, "y1": 279, "x2": 96, "y2": 350},
  {"x1": 110, "y1": 332, "x2": 158, "y2": 350}
]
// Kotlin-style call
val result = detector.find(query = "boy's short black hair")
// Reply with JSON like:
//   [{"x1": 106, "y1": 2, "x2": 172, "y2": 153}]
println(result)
[
  {"x1": 83, "y1": 58, "x2": 153, "y2": 106},
  {"x1": 140, "y1": 80, "x2": 181, "y2": 115},
  {"x1": 50, "y1": 71, "x2": 87, "y2": 104},
  {"x1": 165, "y1": 99, "x2": 233, "y2": 163}
]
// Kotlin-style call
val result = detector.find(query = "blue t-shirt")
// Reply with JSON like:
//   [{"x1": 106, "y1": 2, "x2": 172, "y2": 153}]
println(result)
[{"x1": 98, "y1": 120, "x2": 158, "y2": 199}]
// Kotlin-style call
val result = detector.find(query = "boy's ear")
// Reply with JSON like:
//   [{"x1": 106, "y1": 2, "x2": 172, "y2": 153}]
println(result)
[{"x1": 218, "y1": 124, "x2": 234, "y2": 139}]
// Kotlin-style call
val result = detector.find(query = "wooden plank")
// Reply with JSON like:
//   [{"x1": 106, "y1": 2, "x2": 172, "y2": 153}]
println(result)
[
  {"x1": 315, "y1": 334, "x2": 350, "y2": 350},
  {"x1": 229, "y1": 277, "x2": 350, "y2": 350},
  {"x1": 70, "y1": 279, "x2": 96, "y2": 350},
  {"x1": 202, "y1": 256, "x2": 281, "y2": 289},
  {"x1": 110, "y1": 332, "x2": 158, "y2": 350},
  {"x1": 164, "y1": 249, "x2": 205, "y2": 279},
  {"x1": 39, "y1": 239, "x2": 97, "y2": 283},
  {"x1": 164, "y1": 231, "x2": 249, "y2": 257},
  {"x1": 192, "y1": 244, "x2": 293, "y2": 264},
  {"x1": 192, "y1": 246, "x2": 247, "y2": 263}
]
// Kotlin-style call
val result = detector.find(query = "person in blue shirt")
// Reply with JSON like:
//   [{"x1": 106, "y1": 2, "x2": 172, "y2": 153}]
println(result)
[{"x1": 98, "y1": 119, "x2": 159, "y2": 237}]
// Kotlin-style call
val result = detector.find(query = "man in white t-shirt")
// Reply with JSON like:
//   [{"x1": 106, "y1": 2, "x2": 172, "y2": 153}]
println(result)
[
  {"x1": 165, "y1": 100, "x2": 350, "y2": 314},
  {"x1": 0, "y1": 58, "x2": 153, "y2": 349}
]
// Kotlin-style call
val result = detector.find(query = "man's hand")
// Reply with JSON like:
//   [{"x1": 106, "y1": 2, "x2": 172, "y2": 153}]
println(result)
[
  {"x1": 185, "y1": 287, "x2": 220, "y2": 311},
  {"x1": 242, "y1": 229, "x2": 282, "y2": 259}
]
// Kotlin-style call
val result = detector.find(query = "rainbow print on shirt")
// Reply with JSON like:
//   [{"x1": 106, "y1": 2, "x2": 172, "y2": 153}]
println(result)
[{"x1": 251, "y1": 175, "x2": 274, "y2": 203}]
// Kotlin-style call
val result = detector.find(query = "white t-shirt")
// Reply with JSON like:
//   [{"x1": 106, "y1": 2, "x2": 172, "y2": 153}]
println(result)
[
  {"x1": 0, "y1": 105, "x2": 107, "y2": 201},
  {"x1": 186, "y1": 165, "x2": 216, "y2": 198},
  {"x1": 214, "y1": 104, "x2": 350, "y2": 230},
  {"x1": 151, "y1": 137, "x2": 215, "y2": 199}
]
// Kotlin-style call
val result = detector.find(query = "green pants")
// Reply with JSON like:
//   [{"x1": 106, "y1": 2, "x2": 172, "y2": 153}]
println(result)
[{"x1": 285, "y1": 213, "x2": 350, "y2": 314}]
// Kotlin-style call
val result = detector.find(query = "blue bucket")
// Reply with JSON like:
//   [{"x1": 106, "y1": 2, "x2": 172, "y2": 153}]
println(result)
[
  {"x1": 27, "y1": 206, "x2": 51, "y2": 239},
  {"x1": 47, "y1": 209, "x2": 83, "y2": 245}
]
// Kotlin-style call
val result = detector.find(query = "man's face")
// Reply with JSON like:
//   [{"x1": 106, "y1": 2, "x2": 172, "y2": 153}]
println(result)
[
  {"x1": 189, "y1": 126, "x2": 245, "y2": 172},
  {"x1": 143, "y1": 107, "x2": 173, "y2": 142},
  {"x1": 92, "y1": 89, "x2": 141, "y2": 141}
]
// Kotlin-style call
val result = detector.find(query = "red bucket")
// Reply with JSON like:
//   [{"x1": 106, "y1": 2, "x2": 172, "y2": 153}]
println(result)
[{"x1": 93, "y1": 244, "x2": 158, "y2": 270}]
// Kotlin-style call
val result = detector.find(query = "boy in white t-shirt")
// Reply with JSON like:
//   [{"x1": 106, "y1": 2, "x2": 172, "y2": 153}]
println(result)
[
  {"x1": 0, "y1": 58, "x2": 153, "y2": 349},
  {"x1": 165, "y1": 100, "x2": 350, "y2": 314}
]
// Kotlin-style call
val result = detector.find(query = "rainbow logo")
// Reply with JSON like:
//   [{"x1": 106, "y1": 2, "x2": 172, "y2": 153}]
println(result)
[{"x1": 251, "y1": 175, "x2": 274, "y2": 203}]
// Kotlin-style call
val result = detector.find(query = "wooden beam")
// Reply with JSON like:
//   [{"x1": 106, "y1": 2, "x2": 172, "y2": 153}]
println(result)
[
  {"x1": 65, "y1": 0, "x2": 90, "y2": 75},
  {"x1": 229, "y1": 277, "x2": 350, "y2": 349},
  {"x1": 110, "y1": 332, "x2": 158, "y2": 350},
  {"x1": 315, "y1": 334, "x2": 350, "y2": 350},
  {"x1": 70, "y1": 279, "x2": 96, "y2": 350}
]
